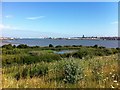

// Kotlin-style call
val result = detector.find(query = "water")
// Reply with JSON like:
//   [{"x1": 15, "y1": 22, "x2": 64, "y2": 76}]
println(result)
[
  {"x1": 1, "y1": 39, "x2": 119, "y2": 48},
  {"x1": 54, "y1": 50, "x2": 78, "y2": 54}
]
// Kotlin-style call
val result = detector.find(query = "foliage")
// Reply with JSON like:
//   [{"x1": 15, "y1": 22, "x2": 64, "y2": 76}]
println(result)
[
  {"x1": 2, "y1": 54, "x2": 120, "y2": 88},
  {"x1": 72, "y1": 48, "x2": 94, "y2": 59},
  {"x1": 14, "y1": 63, "x2": 48, "y2": 80},
  {"x1": 1, "y1": 44, "x2": 120, "y2": 88},
  {"x1": 49, "y1": 44, "x2": 54, "y2": 47},
  {"x1": 91, "y1": 61, "x2": 103, "y2": 83},
  {"x1": 17, "y1": 44, "x2": 29, "y2": 48},
  {"x1": 63, "y1": 59, "x2": 84, "y2": 84},
  {"x1": 55, "y1": 45, "x2": 62, "y2": 48},
  {"x1": 93, "y1": 44, "x2": 98, "y2": 48},
  {"x1": 2, "y1": 51, "x2": 61, "y2": 65},
  {"x1": 2, "y1": 48, "x2": 21, "y2": 55},
  {"x1": 2, "y1": 44, "x2": 13, "y2": 49}
]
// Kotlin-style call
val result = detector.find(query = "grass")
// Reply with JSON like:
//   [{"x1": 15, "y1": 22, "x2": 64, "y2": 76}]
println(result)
[
  {"x1": 2, "y1": 54, "x2": 120, "y2": 88},
  {"x1": 1, "y1": 44, "x2": 120, "y2": 88}
]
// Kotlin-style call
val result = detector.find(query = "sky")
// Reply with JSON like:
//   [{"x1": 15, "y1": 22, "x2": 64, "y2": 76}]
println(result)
[{"x1": 1, "y1": 2, "x2": 118, "y2": 38}]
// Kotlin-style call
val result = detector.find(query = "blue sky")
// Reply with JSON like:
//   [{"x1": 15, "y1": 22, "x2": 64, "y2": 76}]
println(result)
[{"x1": 1, "y1": 2, "x2": 118, "y2": 38}]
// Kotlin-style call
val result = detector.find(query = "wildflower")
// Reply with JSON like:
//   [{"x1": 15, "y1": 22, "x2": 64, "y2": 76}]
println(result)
[
  {"x1": 112, "y1": 74, "x2": 115, "y2": 78},
  {"x1": 116, "y1": 83, "x2": 119, "y2": 86},
  {"x1": 103, "y1": 79, "x2": 106, "y2": 82},
  {"x1": 111, "y1": 85, "x2": 114, "y2": 88},
  {"x1": 106, "y1": 77, "x2": 109, "y2": 79},
  {"x1": 109, "y1": 72, "x2": 112, "y2": 75},
  {"x1": 113, "y1": 80, "x2": 117, "y2": 83}
]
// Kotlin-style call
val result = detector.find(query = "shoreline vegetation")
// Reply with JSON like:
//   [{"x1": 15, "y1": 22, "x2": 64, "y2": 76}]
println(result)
[{"x1": 2, "y1": 44, "x2": 120, "y2": 88}]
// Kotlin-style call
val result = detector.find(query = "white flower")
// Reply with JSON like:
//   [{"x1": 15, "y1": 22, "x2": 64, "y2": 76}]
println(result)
[
  {"x1": 109, "y1": 72, "x2": 112, "y2": 75},
  {"x1": 116, "y1": 83, "x2": 119, "y2": 86},
  {"x1": 112, "y1": 69, "x2": 115, "y2": 72},
  {"x1": 106, "y1": 77, "x2": 109, "y2": 79},
  {"x1": 113, "y1": 80, "x2": 117, "y2": 83},
  {"x1": 112, "y1": 74, "x2": 115, "y2": 78},
  {"x1": 111, "y1": 85, "x2": 114, "y2": 88}
]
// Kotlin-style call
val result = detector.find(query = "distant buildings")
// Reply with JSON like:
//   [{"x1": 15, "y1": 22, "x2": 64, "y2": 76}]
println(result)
[
  {"x1": 49, "y1": 36, "x2": 120, "y2": 40},
  {"x1": 1, "y1": 36, "x2": 120, "y2": 40},
  {"x1": 0, "y1": 37, "x2": 15, "y2": 40},
  {"x1": 100, "y1": 37, "x2": 120, "y2": 40}
]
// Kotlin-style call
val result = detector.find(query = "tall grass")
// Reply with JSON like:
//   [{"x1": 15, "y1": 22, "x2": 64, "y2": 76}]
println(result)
[
  {"x1": 1, "y1": 45, "x2": 120, "y2": 88},
  {"x1": 2, "y1": 54, "x2": 120, "y2": 88}
]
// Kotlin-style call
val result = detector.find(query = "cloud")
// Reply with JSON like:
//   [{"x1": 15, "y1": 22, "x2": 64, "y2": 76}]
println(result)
[
  {"x1": 0, "y1": 24, "x2": 18, "y2": 30},
  {"x1": 26, "y1": 16, "x2": 45, "y2": 20},
  {"x1": 111, "y1": 21, "x2": 118, "y2": 24},
  {"x1": 5, "y1": 15, "x2": 13, "y2": 18}
]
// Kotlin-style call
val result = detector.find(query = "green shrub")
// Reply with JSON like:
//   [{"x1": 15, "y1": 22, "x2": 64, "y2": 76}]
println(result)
[
  {"x1": 2, "y1": 44, "x2": 13, "y2": 49},
  {"x1": 103, "y1": 48, "x2": 113, "y2": 56},
  {"x1": 94, "y1": 49, "x2": 105, "y2": 56},
  {"x1": 63, "y1": 59, "x2": 84, "y2": 84},
  {"x1": 17, "y1": 44, "x2": 29, "y2": 48},
  {"x1": 111, "y1": 48, "x2": 118, "y2": 54},
  {"x1": 72, "y1": 48, "x2": 89, "y2": 59},
  {"x1": 99, "y1": 46, "x2": 105, "y2": 49},
  {"x1": 2, "y1": 51, "x2": 61, "y2": 66},
  {"x1": 30, "y1": 64, "x2": 48, "y2": 78},
  {"x1": 2, "y1": 49, "x2": 21, "y2": 55},
  {"x1": 93, "y1": 44, "x2": 98, "y2": 48},
  {"x1": 55, "y1": 45, "x2": 62, "y2": 48},
  {"x1": 49, "y1": 44, "x2": 54, "y2": 47}
]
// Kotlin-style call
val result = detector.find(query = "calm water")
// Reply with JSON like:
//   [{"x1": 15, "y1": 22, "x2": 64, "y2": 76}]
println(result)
[
  {"x1": 1, "y1": 39, "x2": 119, "y2": 48},
  {"x1": 54, "y1": 50, "x2": 78, "y2": 54}
]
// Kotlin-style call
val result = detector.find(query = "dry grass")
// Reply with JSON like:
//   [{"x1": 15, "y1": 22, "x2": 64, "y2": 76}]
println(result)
[{"x1": 2, "y1": 54, "x2": 120, "y2": 88}]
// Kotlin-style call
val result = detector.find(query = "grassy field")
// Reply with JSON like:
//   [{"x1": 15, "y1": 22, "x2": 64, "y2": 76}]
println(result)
[{"x1": 1, "y1": 44, "x2": 120, "y2": 88}]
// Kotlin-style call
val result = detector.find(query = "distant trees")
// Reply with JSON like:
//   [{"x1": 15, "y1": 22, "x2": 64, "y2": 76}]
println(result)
[
  {"x1": 93, "y1": 44, "x2": 98, "y2": 48},
  {"x1": 2, "y1": 44, "x2": 13, "y2": 49},
  {"x1": 2, "y1": 44, "x2": 29, "y2": 49},
  {"x1": 55, "y1": 45, "x2": 62, "y2": 48},
  {"x1": 17, "y1": 44, "x2": 29, "y2": 48},
  {"x1": 49, "y1": 44, "x2": 54, "y2": 47}
]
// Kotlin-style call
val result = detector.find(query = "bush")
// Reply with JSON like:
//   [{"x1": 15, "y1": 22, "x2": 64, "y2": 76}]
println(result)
[
  {"x1": 103, "y1": 48, "x2": 113, "y2": 56},
  {"x1": 72, "y1": 48, "x2": 89, "y2": 59},
  {"x1": 49, "y1": 44, "x2": 54, "y2": 47},
  {"x1": 72, "y1": 45, "x2": 78, "y2": 47},
  {"x1": 94, "y1": 49, "x2": 105, "y2": 56},
  {"x1": 55, "y1": 45, "x2": 62, "y2": 48},
  {"x1": 30, "y1": 64, "x2": 48, "y2": 78},
  {"x1": 2, "y1": 44, "x2": 13, "y2": 49},
  {"x1": 17, "y1": 44, "x2": 29, "y2": 48},
  {"x1": 28, "y1": 51, "x2": 61, "y2": 62},
  {"x1": 99, "y1": 46, "x2": 105, "y2": 49},
  {"x1": 2, "y1": 48, "x2": 21, "y2": 55},
  {"x1": 3, "y1": 51, "x2": 61, "y2": 66},
  {"x1": 93, "y1": 44, "x2": 98, "y2": 48},
  {"x1": 63, "y1": 59, "x2": 84, "y2": 84},
  {"x1": 111, "y1": 48, "x2": 118, "y2": 54}
]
